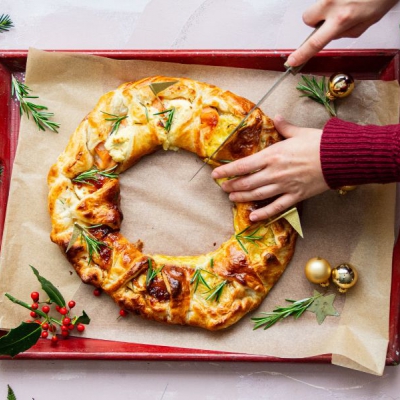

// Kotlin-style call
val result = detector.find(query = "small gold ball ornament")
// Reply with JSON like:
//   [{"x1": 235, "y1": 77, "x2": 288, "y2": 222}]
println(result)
[
  {"x1": 337, "y1": 185, "x2": 357, "y2": 195},
  {"x1": 326, "y1": 73, "x2": 355, "y2": 100},
  {"x1": 331, "y1": 263, "x2": 358, "y2": 293},
  {"x1": 305, "y1": 257, "x2": 332, "y2": 287}
]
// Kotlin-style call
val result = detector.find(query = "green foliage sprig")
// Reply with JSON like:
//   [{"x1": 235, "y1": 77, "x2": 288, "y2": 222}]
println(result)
[
  {"x1": 0, "y1": 14, "x2": 13, "y2": 33},
  {"x1": 11, "y1": 76, "x2": 60, "y2": 133}
]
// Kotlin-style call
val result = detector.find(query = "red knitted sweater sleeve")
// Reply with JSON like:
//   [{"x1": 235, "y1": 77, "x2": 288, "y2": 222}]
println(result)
[{"x1": 320, "y1": 118, "x2": 400, "y2": 189}]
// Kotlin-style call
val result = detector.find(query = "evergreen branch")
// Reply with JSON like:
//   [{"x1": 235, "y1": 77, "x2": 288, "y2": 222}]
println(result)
[
  {"x1": 297, "y1": 75, "x2": 336, "y2": 117},
  {"x1": 205, "y1": 280, "x2": 227, "y2": 302},
  {"x1": 0, "y1": 14, "x2": 13, "y2": 33},
  {"x1": 145, "y1": 258, "x2": 164, "y2": 286},
  {"x1": 251, "y1": 292, "x2": 322, "y2": 330},
  {"x1": 11, "y1": 76, "x2": 60, "y2": 133},
  {"x1": 101, "y1": 111, "x2": 128, "y2": 135},
  {"x1": 72, "y1": 165, "x2": 118, "y2": 185}
]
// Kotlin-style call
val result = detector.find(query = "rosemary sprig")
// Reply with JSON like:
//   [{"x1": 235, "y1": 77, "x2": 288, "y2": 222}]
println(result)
[
  {"x1": 11, "y1": 76, "x2": 60, "y2": 133},
  {"x1": 297, "y1": 75, "x2": 336, "y2": 117},
  {"x1": 101, "y1": 111, "x2": 128, "y2": 135},
  {"x1": 0, "y1": 14, "x2": 13, "y2": 33},
  {"x1": 145, "y1": 258, "x2": 164, "y2": 286},
  {"x1": 205, "y1": 280, "x2": 227, "y2": 302},
  {"x1": 235, "y1": 225, "x2": 264, "y2": 254},
  {"x1": 153, "y1": 107, "x2": 175, "y2": 132},
  {"x1": 66, "y1": 223, "x2": 109, "y2": 265},
  {"x1": 190, "y1": 268, "x2": 212, "y2": 293},
  {"x1": 72, "y1": 165, "x2": 118, "y2": 185},
  {"x1": 251, "y1": 292, "x2": 323, "y2": 330}
]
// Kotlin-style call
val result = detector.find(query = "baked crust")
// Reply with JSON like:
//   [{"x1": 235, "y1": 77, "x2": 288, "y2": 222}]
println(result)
[{"x1": 48, "y1": 76, "x2": 297, "y2": 330}]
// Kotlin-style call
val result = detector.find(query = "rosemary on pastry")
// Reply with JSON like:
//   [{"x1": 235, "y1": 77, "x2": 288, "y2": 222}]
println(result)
[
  {"x1": 139, "y1": 102, "x2": 150, "y2": 122},
  {"x1": 0, "y1": 14, "x2": 13, "y2": 33},
  {"x1": 235, "y1": 225, "x2": 264, "y2": 254},
  {"x1": 11, "y1": 76, "x2": 60, "y2": 133},
  {"x1": 205, "y1": 280, "x2": 227, "y2": 302},
  {"x1": 72, "y1": 165, "x2": 118, "y2": 185},
  {"x1": 190, "y1": 268, "x2": 212, "y2": 293},
  {"x1": 154, "y1": 108, "x2": 175, "y2": 132},
  {"x1": 145, "y1": 259, "x2": 164, "y2": 286},
  {"x1": 66, "y1": 223, "x2": 109, "y2": 265},
  {"x1": 101, "y1": 111, "x2": 128, "y2": 135}
]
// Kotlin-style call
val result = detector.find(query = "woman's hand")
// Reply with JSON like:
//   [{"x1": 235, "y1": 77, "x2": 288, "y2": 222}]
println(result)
[
  {"x1": 211, "y1": 116, "x2": 330, "y2": 221},
  {"x1": 287, "y1": 0, "x2": 399, "y2": 67}
]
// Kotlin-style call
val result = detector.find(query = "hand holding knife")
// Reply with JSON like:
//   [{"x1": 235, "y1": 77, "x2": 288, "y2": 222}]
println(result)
[{"x1": 189, "y1": 23, "x2": 323, "y2": 181}]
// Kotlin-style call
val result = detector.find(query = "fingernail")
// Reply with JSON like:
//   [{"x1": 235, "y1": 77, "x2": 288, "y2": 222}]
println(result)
[
  {"x1": 249, "y1": 213, "x2": 258, "y2": 222},
  {"x1": 211, "y1": 170, "x2": 219, "y2": 178},
  {"x1": 274, "y1": 114, "x2": 283, "y2": 123},
  {"x1": 287, "y1": 55, "x2": 296, "y2": 67}
]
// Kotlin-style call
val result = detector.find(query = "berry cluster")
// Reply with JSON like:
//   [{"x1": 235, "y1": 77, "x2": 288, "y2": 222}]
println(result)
[{"x1": 29, "y1": 292, "x2": 86, "y2": 344}]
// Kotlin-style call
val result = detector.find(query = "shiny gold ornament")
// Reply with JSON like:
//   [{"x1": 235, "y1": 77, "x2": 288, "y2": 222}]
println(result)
[
  {"x1": 331, "y1": 263, "x2": 358, "y2": 293},
  {"x1": 305, "y1": 257, "x2": 332, "y2": 287},
  {"x1": 326, "y1": 73, "x2": 355, "y2": 100},
  {"x1": 337, "y1": 185, "x2": 357, "y2": 195}
]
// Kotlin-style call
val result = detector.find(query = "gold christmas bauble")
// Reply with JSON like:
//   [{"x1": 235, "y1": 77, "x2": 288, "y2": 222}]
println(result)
[
  {"x1": 327, "y1": 73, "x2": 355, "y2": 99},
  {"x1": 331, "y1": 263, "x2": 358, "y2": 293},
  {"x1": 337, "y1": 185, "x2": 357, "y2": 195},
  {"x1": 305, "y1": 257, "x2": 332, "y2": 287}
]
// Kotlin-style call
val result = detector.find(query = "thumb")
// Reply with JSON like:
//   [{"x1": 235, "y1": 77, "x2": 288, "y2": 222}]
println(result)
[{"x1": 273, "y1": 115, "x2": 302, "y2": 139}]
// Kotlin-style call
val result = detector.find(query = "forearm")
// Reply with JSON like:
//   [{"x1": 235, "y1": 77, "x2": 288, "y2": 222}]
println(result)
[{"x1": 321, "y1": 118, "x2": 400, "y2": 188}]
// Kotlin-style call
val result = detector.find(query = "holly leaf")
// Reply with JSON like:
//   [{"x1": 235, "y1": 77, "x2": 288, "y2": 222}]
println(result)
[
  {"x1": 74, "y1": 310, "x2": 90, "y2": 325},
  {"x1": 7, "y1": 385, "x2": 17, "y2": 400},
  {"x1": 7, "y1": 385, "x2": 16, "y2": 400},
  {"x1": 307, "y1": 290, "x2": 339, "y2": 324},
  {"x1": 30, "y1": 265, "x2": 66, "y2": 307},
  {"x1": 149, "y1": 81, "x2": 178, "y2": 96},
  {"x1": 0, "y1": 322, "x2": 41, "y2": 357}
]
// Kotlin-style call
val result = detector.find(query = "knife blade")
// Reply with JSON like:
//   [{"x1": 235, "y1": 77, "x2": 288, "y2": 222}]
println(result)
[{"x1": 189, "y1": 24, "x2": 322, "y2": 182}]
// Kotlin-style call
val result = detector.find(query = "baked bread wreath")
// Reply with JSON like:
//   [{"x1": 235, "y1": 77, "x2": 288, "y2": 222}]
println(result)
[{"x1": 48, "y1": 76, "x2": 297, "y2": 330}]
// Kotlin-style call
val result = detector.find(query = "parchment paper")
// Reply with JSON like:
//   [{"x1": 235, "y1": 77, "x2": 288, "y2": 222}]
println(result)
[{"x1": 0, "y1": 48, "x2": 399, "y2": 375}]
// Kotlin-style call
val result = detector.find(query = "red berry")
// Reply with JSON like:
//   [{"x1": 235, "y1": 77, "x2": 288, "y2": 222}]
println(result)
[
  {"x1": 61, "y1": 325, "x2": 69, "y2": 332},
  {"x1": 76, "y1": 323, "x2": 85, "y2": 332},
  {"x1": 30, "y1": 311, "x2": 37, "y2": 318},
  {"x1": 119, "y1": 309, "x2": 128, "y2": 317},
  {"x1": 31, "y1": 292, "x2": 39, "y2": 302},
  {"x1": 59, "y1": 307, "x2": 68, "y2": 315},
  {"x1": 41, "y1": 331, "x2": 48, "y2": 338},
  {"x1": 56, "y1": 305, "x2": 61, "y2": 312},
  {"x1": 61, "y1": 330, "x2": 69, "y2": 337},
  {"x1": 68, "y1": 324, "x2": 75, "y2": 331},
  {"x1": 51, "y1": 336, "x2": 58, "y2": 344},
  {"x1": 31, "y1": 303, "x2": 38, "y2": 310},
  {"x1": 34, "y1": 319, "x2": 42, "y2": 324},
  {"x1": 48, "y1": 324, "x2": 56, "y2": 332},
  {"x1": 42, "y1": 305, "x2": 50, "y2": 314},
  {"x1": 63, "y1": 317, "x2": 71, "y2": 326},
  {"x1": 68, "y1": 300, "x2": 76, "y2": 309},
  {"x1": 93, "y1": 288, "x2": 102, "y2": 297},
  {"x1": 42, "y1": 323, "x2": 49, "y2": 331}
]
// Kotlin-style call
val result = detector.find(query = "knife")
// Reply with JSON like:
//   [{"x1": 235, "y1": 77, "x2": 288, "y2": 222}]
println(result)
[{"x1": 189, "y1": 24, "x2": 322, "y2": 182}]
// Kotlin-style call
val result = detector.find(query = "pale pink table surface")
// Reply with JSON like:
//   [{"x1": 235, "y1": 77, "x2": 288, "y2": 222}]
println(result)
[{"x1": 1, "y1": 1, "x2": 400, "y2": 399}]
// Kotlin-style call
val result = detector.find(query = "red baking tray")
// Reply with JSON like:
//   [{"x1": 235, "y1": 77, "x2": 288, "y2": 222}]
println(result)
[{"x1": 0, "y1": 49, "x2": 399, "y2": 363}]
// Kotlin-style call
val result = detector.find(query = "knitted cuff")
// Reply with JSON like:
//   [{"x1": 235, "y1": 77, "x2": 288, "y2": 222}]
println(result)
[{"x1": 320, "y1": 118, "x2": 400, "y2": 189}]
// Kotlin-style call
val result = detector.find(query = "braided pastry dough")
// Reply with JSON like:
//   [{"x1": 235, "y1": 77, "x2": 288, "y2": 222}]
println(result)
[{"x1": 48, "y1": 76, "x2": 297, "y2": 330}]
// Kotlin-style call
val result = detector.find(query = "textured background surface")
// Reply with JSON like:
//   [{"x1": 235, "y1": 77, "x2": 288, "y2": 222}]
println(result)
[{"x1": 1, "y1": 0, "x2": 400, "y2": 398}]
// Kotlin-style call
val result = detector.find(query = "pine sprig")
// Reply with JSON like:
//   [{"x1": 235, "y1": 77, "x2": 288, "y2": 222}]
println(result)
[
  {"x1": 66, "y1": 223, "x2": 109, "y2": 265},
  {"x1": 72, "y1": 165, "x2": 118, "y2": 185},
  {"x1": 101, "y1": 111, "x2": 128, "y2": 135},
  {"x1": 153, "y1": 108, "x2": 175, "y2": 132},
  {"x1": 252, "y1": 292, "x2": 322, "y2": 330},
  {"x1": 11, "y1": 76, "x2": 60, "y2": 133},
  {"x1": 297, "y1": 75, "x2": 336, "y2": 117},
  {"x1": 235, "y1": 225, "x2": 264, "y2": 254},
  {"x1": 7, "y1": 385, "x2": 16, "y2": 400},
  {"x1": 145, "y1": 258, "x2": 164, "y2": 286},
  {"x1": 205, "y1": 280, "x2": 227, "y2": 302},
  {"x1": 0, "y1": 14, "x2": 13, "y2": 33}
]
